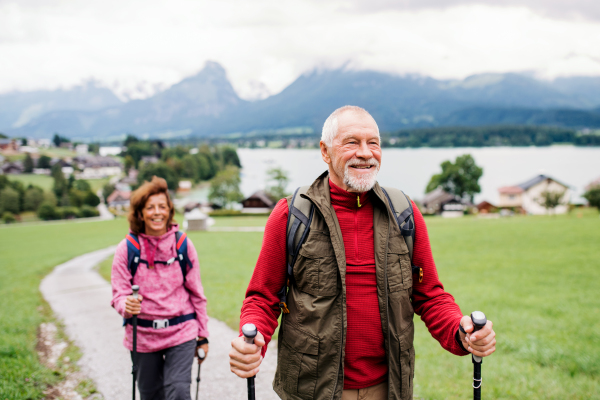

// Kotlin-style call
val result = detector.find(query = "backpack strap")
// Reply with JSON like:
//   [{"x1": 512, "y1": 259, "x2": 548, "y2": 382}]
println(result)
[
  {"x1": 381, "y1": 187, "x2": 422, "y2": 282},
  {"x1": 176, "y1": 231, "x2": 191, "y2": 283},
  {"x1": 278, "y1": 186, "x2": 314, "y2": 313},
  {"x1": 125, "y1": 233, "x2": 141, "y2": 284}
]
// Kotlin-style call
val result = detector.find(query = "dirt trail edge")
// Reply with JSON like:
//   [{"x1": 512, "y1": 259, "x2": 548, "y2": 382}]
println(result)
[{"x1": 40, "y1": 246, "x2": 279, "y2": 400}]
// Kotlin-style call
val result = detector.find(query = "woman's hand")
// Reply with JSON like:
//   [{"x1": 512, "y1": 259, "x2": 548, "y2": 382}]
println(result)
[
  {"x1": 125, "y1": 294, "x2": 143, "y2": 315},
  {"x1": 196, "y1": 338, "x2": 209, "y2": 364}
]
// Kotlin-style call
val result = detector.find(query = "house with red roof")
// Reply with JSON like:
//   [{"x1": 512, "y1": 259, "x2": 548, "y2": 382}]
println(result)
[{"x1": 498, "y1": 174, "x2": 571, "y2": 215}]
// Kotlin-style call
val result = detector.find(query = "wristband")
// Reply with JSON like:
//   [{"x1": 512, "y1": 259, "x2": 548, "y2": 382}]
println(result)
[
  {"x1": 197, "y1": 338, "x2": 209, "y2": 346},
  {"x1": 459, "y1": 323, "x2": 466, "y2": 335}
]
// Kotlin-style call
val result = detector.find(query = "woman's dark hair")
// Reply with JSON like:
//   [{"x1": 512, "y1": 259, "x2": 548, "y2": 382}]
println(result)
[{"x1": 128, "y1": 176, "x2": 175, "y2": 234}]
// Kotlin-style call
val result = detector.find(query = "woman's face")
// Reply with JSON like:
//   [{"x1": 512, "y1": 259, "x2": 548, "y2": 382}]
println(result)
[{"x1": 141, "y1": 193, "x2": 170, "y2": 236}]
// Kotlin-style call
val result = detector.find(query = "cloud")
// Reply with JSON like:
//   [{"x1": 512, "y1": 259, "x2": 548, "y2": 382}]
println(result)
[
  {"x1": 339, "y1": 0, "x2": 600, "y2": 21},
  {"x1": 0, "y1": 0, "x2": 599, "y2": 100}
]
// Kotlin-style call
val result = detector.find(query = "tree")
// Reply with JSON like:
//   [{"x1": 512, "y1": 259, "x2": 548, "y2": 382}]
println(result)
[
  {"x1": 124, "y1": 134, "x2": 139, "y2": 146},
  {"x1": 51, "y1": 163, "x2": 68, "y2": 201},
  {"x1": 0, "y1": 187, "x2": 20, "y2": 214},
  {"x1": 102, "y1": 183, "x2": 116, "y2": 204},
  {"x1": 124, "y1": 155, "x2": 135, "y2": 173},
  {"x1": 221, "y1": 146, "x2": 242, "y2": 168},
  {"x1": 583, "y1": 186, "x2": 600, "y2": 212},
  {"x1": 208, "y1": 166, "x2": 244, "y2": 208},
  {"x1": 73, "y1": 179, "x2": 91, "y2": 192},
  {"x1": 83, "y1": 191, "x2": 101, "y2": 207},
  {"x1": 265, "y1": 167, "x2": 290, "y2": 201},
  {"x1": 52, "y1": 133, "x2": 70, "y2": 147},
  {"x1": 88, "y1": 143, "x2": 100, "y2": 155},
  {"x1": 138, "y1": 162, "x2": 179, "y2": 191},
  {"x1": 37, "y1": 155, "x2": 52, "y2": 169},
  {"x1": 37, "y1": 201, "x2": 60, "y2": 220},
  {"x1": 537, "y1": 190, "x2": 566, "y2": 215},
  {"x1": 426, "y1": 154, "x2": 483, "y2": 202},
  {"x1": 24, "y1": 187, "x2": 45, "y2": 211},
  {"x1": 2, "y1": 212, "x2": 17, "y2": 224},
  {"x1": 197, "y1": 151, "x2": 217, "y2": 180},
  {"x1": 23, "y1": 153, "x2": 34, "y2": 173}
]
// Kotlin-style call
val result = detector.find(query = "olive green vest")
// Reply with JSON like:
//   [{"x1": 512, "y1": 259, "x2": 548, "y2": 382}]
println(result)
[{"x1": 273, "y1": 172, "x2": 415, "y2": 400}]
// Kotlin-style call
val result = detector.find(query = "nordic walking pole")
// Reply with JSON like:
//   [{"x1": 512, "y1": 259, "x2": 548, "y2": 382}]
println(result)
[
  {"x1": 195, "y1": 347, "x2": 206, "y2": 400},
  {"x1": 470, "y1": 311, "x2": 487, "y2": 400},
  {"x1": 131, "y1": 285, "x2": 140, "y2": 400},
  {"x1": 242, "y1": 323, "x2": 258, "y2": 400}
]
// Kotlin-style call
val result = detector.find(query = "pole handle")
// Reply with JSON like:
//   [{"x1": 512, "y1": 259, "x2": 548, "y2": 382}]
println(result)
[
  {"x1": 470, "y1": 311, "x2": 487, "y2": 364},
  {"x1": 198, "y1": 348, "x2": 206, "y2": 359},
  {"x1": 132, "y1": 285, "x2": 140, "y2": 300},
  {"x1": 242, "y1": 323, "x2": 257, "y2": 345}
]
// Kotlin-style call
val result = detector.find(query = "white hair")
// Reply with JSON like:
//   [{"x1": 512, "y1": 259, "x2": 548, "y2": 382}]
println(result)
[{"x1": 321, "y1": 105, "x2": 379, "y2": 147}]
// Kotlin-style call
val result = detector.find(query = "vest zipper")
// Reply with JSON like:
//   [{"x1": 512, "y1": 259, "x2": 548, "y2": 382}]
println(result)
[
  {"x1": 331, "y1": 295, "x2": 344, "y2": 400},
  {"x1": 384, "y1": 214, "x2": 391, "y2": 400},
  {"x1": 304, "y1": 194, "x2": 344, "y2": 400}
]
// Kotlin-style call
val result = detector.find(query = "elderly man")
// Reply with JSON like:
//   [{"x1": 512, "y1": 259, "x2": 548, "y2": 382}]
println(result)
[{"x1": 229, "y1": 106, "x2": 496, "y2": 400}]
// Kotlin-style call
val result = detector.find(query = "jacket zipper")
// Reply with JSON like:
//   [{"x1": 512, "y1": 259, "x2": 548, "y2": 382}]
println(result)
[{"x1": 354, "y1": 208, "x2": 359, "y2": 261}]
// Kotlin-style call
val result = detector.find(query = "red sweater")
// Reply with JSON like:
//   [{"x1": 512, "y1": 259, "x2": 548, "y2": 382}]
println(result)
[{"x1": 240, "y1": 180, "x2": 468, "y2": 389}]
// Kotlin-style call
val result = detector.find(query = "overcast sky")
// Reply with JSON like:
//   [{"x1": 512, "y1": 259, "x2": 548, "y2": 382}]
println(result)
[{"x1": 1, "y1": 0, "x2": 599, "y2": 100}]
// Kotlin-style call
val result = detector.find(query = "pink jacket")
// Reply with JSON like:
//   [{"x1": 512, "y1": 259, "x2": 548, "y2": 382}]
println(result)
[{"x1": 111, "y1": 224, "x2": 209, "y2": 353}]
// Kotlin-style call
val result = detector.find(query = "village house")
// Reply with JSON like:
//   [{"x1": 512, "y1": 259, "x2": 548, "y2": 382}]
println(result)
[
  {"x1": 140, "y1": 155, "x2": 159, "y2": 165},
  {"x1": 73, "y1": 155, "x2": 122, "y2": 179},
  {"x1": 476, "y1": 201, "x2": 498, "y2": 214},
  {"x1": 498, "y1": 174, "x2": 571, "y2": 215},
  {"x1": 1, "y1": 161, "x2": 24, "y2": 174},
  {"x1": 0, "y1": 138, "x2": 19, "y2": 154},
  {"x1": 106, "y1": 190, "x2": 131, "y2": 209},
  {"x1": 118, "y1": 169, "x2": 138, "y2": 187},
  {"x1": 178, "y1": 180, "x2": 192, "y2": 193},
  {"x1": 240, "y1": 190, "x2": 275, "y2": 213},
  {"x1": 421, "y1": 187, "x2": 471, "y2": 217}
]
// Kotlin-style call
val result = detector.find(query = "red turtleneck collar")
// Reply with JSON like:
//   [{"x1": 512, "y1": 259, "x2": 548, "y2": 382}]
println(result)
[{"x1": 329, "y1": 178, "x2": 371, "y2": 210}]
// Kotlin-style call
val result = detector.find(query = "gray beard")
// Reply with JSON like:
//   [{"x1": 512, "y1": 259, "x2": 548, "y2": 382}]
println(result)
[{"x1": 335, "y1": 158, "x2": 380, "y2": 192}]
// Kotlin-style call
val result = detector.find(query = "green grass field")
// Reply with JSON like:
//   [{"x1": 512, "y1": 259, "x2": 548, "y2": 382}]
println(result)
[
  {"x1": 0, "y1": 218, "x2": 128, "y2": 399},
  {"x1": 7, "y1": 174, "x2": 110, "y2": 193},
  {"x1": 3, "y1": 211, "x2": 600, "y2": 399}
]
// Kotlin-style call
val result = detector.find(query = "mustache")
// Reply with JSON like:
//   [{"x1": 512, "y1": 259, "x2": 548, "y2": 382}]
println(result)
[{"x1": 345, "y1": 158, "x2": 380, "y2": 168}]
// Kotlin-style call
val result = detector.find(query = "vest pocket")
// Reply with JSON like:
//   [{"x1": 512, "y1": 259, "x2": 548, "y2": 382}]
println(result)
[
  {"x1": 279, "y1": 323, "x2": 320, "y2": 399},
  {"x1": 387, "y1": 251, "x2": 412, "y2": 292},
  {"x1": 297, "y1": 249, "x2": 338, "y2": 297}
]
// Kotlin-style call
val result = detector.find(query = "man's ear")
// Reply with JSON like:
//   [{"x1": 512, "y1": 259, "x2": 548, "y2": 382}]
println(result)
[{"x1": 320, "y1": 141, "x2": 331, "y2": 164}]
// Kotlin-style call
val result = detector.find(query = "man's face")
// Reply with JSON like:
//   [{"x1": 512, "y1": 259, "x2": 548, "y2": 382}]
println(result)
[{"x1": 320, "y1": 111, "x2": 382, "y2": 193}]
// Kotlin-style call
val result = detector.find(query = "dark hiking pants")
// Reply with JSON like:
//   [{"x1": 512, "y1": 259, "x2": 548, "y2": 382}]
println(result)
[{"x1": 131, "y1": 338, "x2": 196, "y2": 400}]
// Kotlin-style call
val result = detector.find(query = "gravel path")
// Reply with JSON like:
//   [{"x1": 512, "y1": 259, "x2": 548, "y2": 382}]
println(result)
[{"x1": 40, "y1": 246, "x2": 279, "y2": 400}]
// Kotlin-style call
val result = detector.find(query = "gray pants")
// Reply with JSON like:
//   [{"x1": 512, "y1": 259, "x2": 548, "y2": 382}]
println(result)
[{"x1": 132, "y1": 338, "x2": 196, "y2": 400}]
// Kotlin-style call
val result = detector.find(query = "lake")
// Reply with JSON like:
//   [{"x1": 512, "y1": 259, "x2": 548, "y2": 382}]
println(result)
[{"x1": 237, "y1": 146, "x2": 600, "y2": 204}]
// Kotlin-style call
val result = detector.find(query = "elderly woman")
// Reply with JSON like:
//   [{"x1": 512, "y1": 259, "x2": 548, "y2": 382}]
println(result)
[{"x1": 111, "y1": 176, "x2": 209, "y2": 400}]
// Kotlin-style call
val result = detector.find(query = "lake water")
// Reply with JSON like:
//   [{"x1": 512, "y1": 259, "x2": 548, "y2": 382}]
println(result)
[{"x1": 238, "y1": 146, "x2": 600, "y2": 204}]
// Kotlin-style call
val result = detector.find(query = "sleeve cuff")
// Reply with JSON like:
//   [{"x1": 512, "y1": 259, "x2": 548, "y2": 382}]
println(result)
[{"x1": 455, "y1": 328, "x2": 469, "y2": 353}]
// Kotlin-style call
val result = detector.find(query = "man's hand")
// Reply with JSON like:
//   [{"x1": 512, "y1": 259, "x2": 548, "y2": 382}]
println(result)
[
  {"x1": 229, "y1": 331, "x2": 265, "y2": 378},
  {"x1": 196, "y1": 338, "x2": 209, "y2": 365},
  {"x1": 459, "y1": 315, "x2": 496, "y2": 357},
  {"x1": 125, "y1": 294, "x2": 143, "y2": 315}
]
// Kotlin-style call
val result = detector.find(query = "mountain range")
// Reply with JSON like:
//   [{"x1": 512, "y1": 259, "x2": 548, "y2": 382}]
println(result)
[{"x1": 2, "y1": 61, "x2": 600, "y2": 141}]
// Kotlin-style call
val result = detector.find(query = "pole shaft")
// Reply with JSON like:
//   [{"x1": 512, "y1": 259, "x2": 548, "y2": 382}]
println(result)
[
  {"x1": 132, "y1": 315, "x2": 138, "y2": 400},
  {"x1": 474, "y1": 362, "x2": 481, "y2": 400},
  {"x1": 247, "y1": 376, "x2": 255, "y2": 400},
  {"x1": 195, "y1": 364, "x2": 201, "y2": 400}
]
